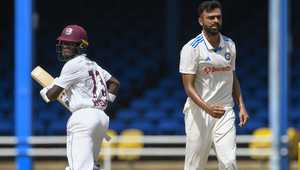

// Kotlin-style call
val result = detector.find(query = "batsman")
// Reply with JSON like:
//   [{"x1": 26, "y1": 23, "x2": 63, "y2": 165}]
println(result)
[{"x1": 38, "y1": 25, "x2": 120, "y2": 170}]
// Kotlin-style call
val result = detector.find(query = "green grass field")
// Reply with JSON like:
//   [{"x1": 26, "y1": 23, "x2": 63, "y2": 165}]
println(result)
[{"x1": 0, "y1": 160, "x2": 298, "y2": 170}]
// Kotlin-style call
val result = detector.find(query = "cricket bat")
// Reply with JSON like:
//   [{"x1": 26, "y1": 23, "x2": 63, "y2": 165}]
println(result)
[{"x1": 31, "y1": 66, "x2": 69, "y2": 110}]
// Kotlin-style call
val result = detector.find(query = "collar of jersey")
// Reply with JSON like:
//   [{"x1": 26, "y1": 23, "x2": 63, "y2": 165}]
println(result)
[
  {"x1": 75, "y1": 54, "x2": 87, "y2": 59},
  {"x1": 67, "y1": 54, "x2": 87, "y2": 63},
  {"x1": 202, "y1": 32, "x2": 225, "y2": 51}
]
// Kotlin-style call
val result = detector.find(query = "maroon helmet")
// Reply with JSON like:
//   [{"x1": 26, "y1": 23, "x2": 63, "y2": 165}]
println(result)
[
  {"x1": 56, "y1": 25, "x2": 89, "y2": 61},
  {"x1": 57, "y1": 25, "x2": 88, "y2": 45}
]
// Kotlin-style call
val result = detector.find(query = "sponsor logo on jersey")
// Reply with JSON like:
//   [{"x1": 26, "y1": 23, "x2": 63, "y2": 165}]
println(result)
[{"x1": 203, "y1": 66, "x2": 231, "y2": 74}]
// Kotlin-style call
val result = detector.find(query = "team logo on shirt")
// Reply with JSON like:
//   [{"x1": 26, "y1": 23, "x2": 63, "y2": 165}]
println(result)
[{"x1": 224, "y1": 52, "x2": 231, "y2": 61}]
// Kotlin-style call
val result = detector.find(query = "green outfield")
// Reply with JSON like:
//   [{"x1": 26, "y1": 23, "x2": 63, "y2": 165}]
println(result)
[{"x1": 0, "y1": 160, "x2": 298, "y2": 170}]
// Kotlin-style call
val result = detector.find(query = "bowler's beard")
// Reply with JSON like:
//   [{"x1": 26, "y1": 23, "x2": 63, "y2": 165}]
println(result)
[{"x1": 203, "y1": 24, "x2": 221, "y2": 36}]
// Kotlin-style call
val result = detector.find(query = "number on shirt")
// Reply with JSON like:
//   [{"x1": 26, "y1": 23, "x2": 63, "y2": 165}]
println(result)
[{"x1": 88, "y1": 70, "x2": 107, "y2": 98}]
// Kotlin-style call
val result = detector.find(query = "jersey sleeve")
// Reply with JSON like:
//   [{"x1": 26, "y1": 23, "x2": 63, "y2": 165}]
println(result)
[
  {"x1": 97, "y1": 65, "x2": 112, "y2": 82},
  {"x1": 231, "y1": 42, "x2": 236, "y2": 71},
  {"x1": 179, "y1": 44, "x2": 198, "y2": 74},
  {"x1": 54, "y1": 60, "x2": 86, "y2": 89}
]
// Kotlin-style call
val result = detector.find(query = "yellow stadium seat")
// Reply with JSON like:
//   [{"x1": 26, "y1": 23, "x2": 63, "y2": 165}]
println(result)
[
  {"x1": 98, "y1": 129, "x2": 118, "y2": 161},
  {"x1": 249, "y1": 128, "x2": 271, "y2": 160},
  {"x1": 117, "y1": 129, "x2": 144, "y2": 161},
  {"x1": 287, "y1": 128, "x2": 299, "y2": 159},
  {"x1": 250, "y1": 127, "x2": 299, "y2": 160},
  {"x1": 298, "y1": 142, "x2": 300, "y2": 169}
]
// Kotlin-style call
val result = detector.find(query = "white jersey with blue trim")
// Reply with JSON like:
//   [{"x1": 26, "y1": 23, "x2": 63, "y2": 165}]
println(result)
[
  {"x1": 54, "y1": 54, "x2": 112, "y2": 112},
  {"x1": 179, "y1": 32, "x2": 236, "y2": 113}
]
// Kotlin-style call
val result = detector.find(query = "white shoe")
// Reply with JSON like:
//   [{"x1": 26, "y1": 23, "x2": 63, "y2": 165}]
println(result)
[{"x1": 65, "y1": 165, "x2": 100, "y2": 170}]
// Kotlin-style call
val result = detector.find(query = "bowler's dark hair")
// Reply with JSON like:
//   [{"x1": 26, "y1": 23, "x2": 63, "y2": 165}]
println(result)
[{"x1": 198, "y1": 1, "x2": 222, "y2": 16}]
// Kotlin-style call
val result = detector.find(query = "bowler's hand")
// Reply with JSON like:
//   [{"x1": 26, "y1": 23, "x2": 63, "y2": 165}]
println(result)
[
  {"x1": 239, "y1": 108, "x2": 249, "y2": 127},
  {"x1": 207, "y1": 105, "x2": 225, "y2": 118}
]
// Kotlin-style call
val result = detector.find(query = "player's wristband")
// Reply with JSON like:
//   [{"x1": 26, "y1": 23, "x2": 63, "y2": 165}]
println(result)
[
  {"x1": 40, "y1": 87, "x2": 50, "y2": 103},
  {"x1": 39, "y1": 82, "x2": 55, "y2": 103},
  {"x1": 108, "y1": 93, "x2": 116, "y2": 102}
]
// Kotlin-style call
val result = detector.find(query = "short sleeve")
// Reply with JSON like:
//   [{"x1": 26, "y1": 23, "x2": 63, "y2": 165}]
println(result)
[
  {"x1": 179, "y1": 44, "x2": 198, "y2": 74},
  {"x1": 97, "y1": 66, "x2": 112, "y2": 82},
  {"x1": 231, "y1": 42, "x2": 236, "y2": 71},
  {"x1": 54, "y1": 61, "x2": 86, "y2": 89}
]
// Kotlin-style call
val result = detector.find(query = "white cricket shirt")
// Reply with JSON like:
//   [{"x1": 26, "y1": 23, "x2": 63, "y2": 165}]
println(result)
[
  {"x1": 54, "y1": 54, "x2": 112, "y2": 112},
  {"x1": 179, "y1": 32, "x2": 236, "y2": 113}
]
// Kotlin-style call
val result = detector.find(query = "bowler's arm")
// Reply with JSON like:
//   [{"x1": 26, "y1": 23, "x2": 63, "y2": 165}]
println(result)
[
  {"x1": 181, "y1": 74, "x2": 225, "y2": 118},
  {"x1": 232, "y1": 71, "x2": 249, "y2": 126},
  {"x1": 181, "y1": 74, "x2": 210, "y2": 113},
  {"x1": 232, "y1": 71, "x2": 246, "y2": 110}
]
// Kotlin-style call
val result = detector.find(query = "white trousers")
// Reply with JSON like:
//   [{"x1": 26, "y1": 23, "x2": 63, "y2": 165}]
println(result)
[
  {"x1": 66, "y1": 108, "x2": 109, "y2": 170},
  {"x1": 184, "y1": 107, "x2": 237, "y2": 170}
]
